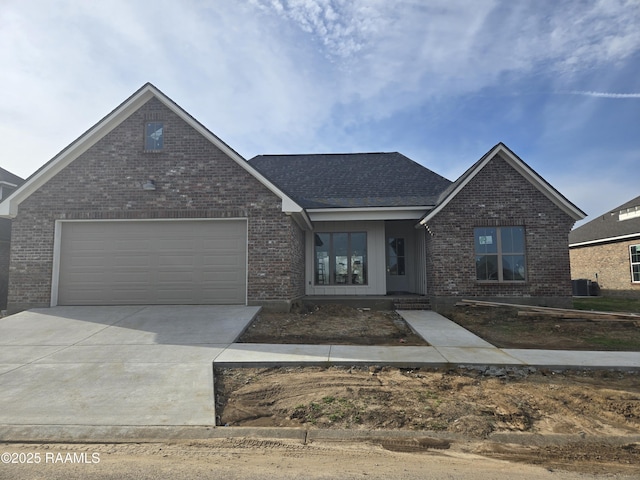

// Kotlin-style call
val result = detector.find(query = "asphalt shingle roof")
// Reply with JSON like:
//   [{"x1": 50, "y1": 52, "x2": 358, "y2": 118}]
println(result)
[
  {"x1": 569, "y1": 195, "x2": 640, "y2": 245},
  {"x1": 0, "y1": 166, "x2": 23, "y2": 186},
  {"x1": 249, "y1": 152, "x2": 452, "y2": 208}
]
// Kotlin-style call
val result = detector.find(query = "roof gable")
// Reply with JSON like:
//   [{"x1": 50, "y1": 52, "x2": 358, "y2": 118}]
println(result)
[
  {"x1": 0, "y1": 83, "x2": 304, "y2": 219},
  {"x1": 249, "y1": 152, "x2": 452, "y2": 209},
  {"x1": 420, "y1": 143, "x2": 586, "y2": 224},
  {"x1": 569, "y1": 194, "x2": 640, "y2": 246}
]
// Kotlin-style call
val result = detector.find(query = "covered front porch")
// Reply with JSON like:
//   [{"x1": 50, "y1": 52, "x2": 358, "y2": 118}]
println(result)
[{"x1": 305, "y1": 219, "x2": 427, "y2": 297}]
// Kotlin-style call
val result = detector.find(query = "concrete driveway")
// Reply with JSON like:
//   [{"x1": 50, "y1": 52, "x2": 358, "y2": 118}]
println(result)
[{"x1": 0, "y1": 306, "x2": 258, "y2": 429}]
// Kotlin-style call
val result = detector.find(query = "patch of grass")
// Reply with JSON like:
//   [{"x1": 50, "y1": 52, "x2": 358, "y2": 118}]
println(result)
[
  {"x1": 573, "y1": 297, "x2": 640, "y2": 313},
  {"x1": 418, "y1": 390, "x2": 439, "y2": 402},
  {"x1": 419, "y1": 390, "x2": 443, "y2": 415},
  {"x1": 328, "y1": 412, "x2": 344, "y2": 422},
  {"x1": 585, "y1": 337, "x2": 640, "y2": 350},
  {"x1": 291, "y1": 397, "x2": 365, "y2": 426},
  {"x1": 428, "y1": 420, "x2": 449, "y2": 431}
]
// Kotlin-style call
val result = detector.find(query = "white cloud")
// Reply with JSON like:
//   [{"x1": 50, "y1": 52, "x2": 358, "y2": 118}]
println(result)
[
  {"x1": 0, "y1": 0, "x2": 638, "y2": 182},
  {"x1": 244, "y1": 0, "x2": 640, "y2": 132},
  {"x1": 569, "y1": 91, "x2": 640, "y2": 99},
  {"x1": 251, "y1": 0, "x2": 382, "y2": 59}
]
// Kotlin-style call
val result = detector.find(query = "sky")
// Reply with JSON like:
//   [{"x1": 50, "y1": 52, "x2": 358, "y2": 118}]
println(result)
[{"x1": 0, "y1": 0, "x2": 638, "y2": 227}]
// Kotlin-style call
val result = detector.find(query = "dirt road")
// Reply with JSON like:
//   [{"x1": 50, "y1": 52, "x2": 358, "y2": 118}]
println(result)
[{"x1": 1, "y1": 439, "x2": 637, "y2": 480}]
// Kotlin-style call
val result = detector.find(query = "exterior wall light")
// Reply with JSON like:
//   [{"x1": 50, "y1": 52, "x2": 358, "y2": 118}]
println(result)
[{"x1": 142, "y1": 179, "x2": 156, "y2": 191}]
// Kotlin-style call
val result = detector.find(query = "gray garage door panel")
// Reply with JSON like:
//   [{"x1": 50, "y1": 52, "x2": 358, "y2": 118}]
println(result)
[{"x1": 58, "y1": 220, "x2": 247, "y2": 305}]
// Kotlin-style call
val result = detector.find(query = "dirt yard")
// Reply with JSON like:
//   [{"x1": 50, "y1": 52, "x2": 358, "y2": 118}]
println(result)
[
  {"x1": 215, "y1": 366, "x2": 640, "y2": 474},
  {"x1": 237, "y1": 304, "x2": 428, "y2": 346},
  {"x1": 448, "y1": 305, "x2": 640, "y2": 351},
  {"x1": 239, "y1": 302, "x2": 640, "y2": 351},
  {"x1": 223, "y1": 303, "x2": 640, "y2": 474}
]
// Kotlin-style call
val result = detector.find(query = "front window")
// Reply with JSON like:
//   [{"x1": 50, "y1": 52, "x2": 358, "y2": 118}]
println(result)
[
  {"x1": 315, "y1": 232, "x2": 367, "y2": 285},
  {"x1": 631, "y1": 245, "x2": 640, "y2": 282},
  {"x1": 475, "y1": 226, "x2": 526, "y2": 282}
]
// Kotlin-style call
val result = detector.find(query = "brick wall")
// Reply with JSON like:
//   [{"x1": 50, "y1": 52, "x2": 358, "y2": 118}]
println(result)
[
  {"x1": 8, "y1": 97, "x2": 303, "y2": 311},
  {"x1": 570, "y1": 240, "x2": 640, "y2": 298},
  {"x1": 425, "y1": 154, "x2": 576, "y2": 309},
  {"x1": 0, "y1": 240, "x2": 9, "y2": 310},
  {"x1": 290, "y1": 222, "x2": 306, "y2": 299}
]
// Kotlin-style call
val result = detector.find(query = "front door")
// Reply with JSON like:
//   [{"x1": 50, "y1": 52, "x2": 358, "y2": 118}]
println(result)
[{"x1": 386, "y1": 236, "x2": 410, "y2": 294}]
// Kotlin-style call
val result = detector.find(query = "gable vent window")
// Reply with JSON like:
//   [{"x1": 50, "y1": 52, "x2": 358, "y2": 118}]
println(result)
[
  {"x1": 475, "y1": 226, "x2": 526, "y2": 282},
  {"x1": 620, "y1": 206, "x2": 640, "y2": 221},
  {"x1": 144, "y1": 122, "x2": 164, "y2": 151}
]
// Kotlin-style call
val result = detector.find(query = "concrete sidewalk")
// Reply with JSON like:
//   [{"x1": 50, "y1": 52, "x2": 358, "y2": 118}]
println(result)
[
  {"x1": 400, "y1": 310, "x2": 640, "y2": 370},
  {"x1": 214, "y1": 310, "x2": 640, "y2": 370}
]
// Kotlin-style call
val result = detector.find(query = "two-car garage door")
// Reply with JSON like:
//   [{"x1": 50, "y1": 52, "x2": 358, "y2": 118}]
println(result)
[{"x1": 56, "y1": 220, "x2": 247, "y2": 305}]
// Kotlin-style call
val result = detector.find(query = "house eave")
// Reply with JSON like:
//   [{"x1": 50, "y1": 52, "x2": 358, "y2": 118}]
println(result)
[
  {"x1": 287, "y1": 209, "x2": 313, "y2": 231},
  {"x1": 569, "y1": 232, "x2": 640, "y2": 248},
  {"x1": 308, "y1": 206, "x2": 433, "y2": 222}
]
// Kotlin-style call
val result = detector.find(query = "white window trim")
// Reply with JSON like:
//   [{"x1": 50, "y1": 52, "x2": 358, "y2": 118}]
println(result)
[{"x1": 630, "y1": 244, "x2": 640, "y2": 284}]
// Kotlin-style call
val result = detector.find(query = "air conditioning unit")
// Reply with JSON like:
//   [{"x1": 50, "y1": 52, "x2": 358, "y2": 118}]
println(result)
[{"x1": 571, "y1": 279, "x2": 591, "y2": 296}]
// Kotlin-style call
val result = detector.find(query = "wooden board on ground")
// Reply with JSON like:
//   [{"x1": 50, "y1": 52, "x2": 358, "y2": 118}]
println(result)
[{"x1": 458, "y1": 299, "x2": 640, "y2": 322}]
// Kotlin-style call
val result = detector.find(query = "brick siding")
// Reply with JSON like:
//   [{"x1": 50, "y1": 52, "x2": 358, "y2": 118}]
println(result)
[
  {"x1": 8, "y1": 97, "x2": 304, "y2": 311},
  {"x1": 0, "y1": 240, "x2": 9, "y2": 310},
  {"x1": 425, "y1": 154, "x2": 575, "y2": 309},
  {"x1": 570, "y1": 240, "x2": 640, "y2": 298}
]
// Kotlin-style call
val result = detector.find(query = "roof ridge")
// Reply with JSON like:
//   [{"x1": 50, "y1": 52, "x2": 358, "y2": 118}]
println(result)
[{"x1": 252, "y1": 152, "x2": 397, "y2": 158}]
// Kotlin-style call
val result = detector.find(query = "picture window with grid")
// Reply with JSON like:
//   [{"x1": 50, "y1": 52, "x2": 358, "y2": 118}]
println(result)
[
  {"x1": 315, "y1": 232, "x2": 367, "y2": 285},
  {"x1": 475, "y1": 226, "x2": 526, "y2": 282}
]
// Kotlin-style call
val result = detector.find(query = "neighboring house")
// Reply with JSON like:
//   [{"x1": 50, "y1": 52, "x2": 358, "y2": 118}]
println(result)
[
  {"x1": 0, "y1": 167, "x2": 25, "y2": 310},
  {"x1": 0, "y1": 83, "x2": 585, "y2": 313},
  {"x1": 569, "y1": 195, "x2": 640, "y2": 298}
]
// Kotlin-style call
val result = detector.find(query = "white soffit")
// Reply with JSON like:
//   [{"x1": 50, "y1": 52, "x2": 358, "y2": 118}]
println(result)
[{"x1": 308, "y1": 206, "x2": 431, "y2": 222}]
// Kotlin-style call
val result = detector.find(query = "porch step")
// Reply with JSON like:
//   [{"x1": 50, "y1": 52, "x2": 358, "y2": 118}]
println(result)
[
  {"x1": 392, "y1": 298, "x2": 431, "y2": 310},
  {"x1": 394, "y1": 303, "x2": 431, "y2": 310}
]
